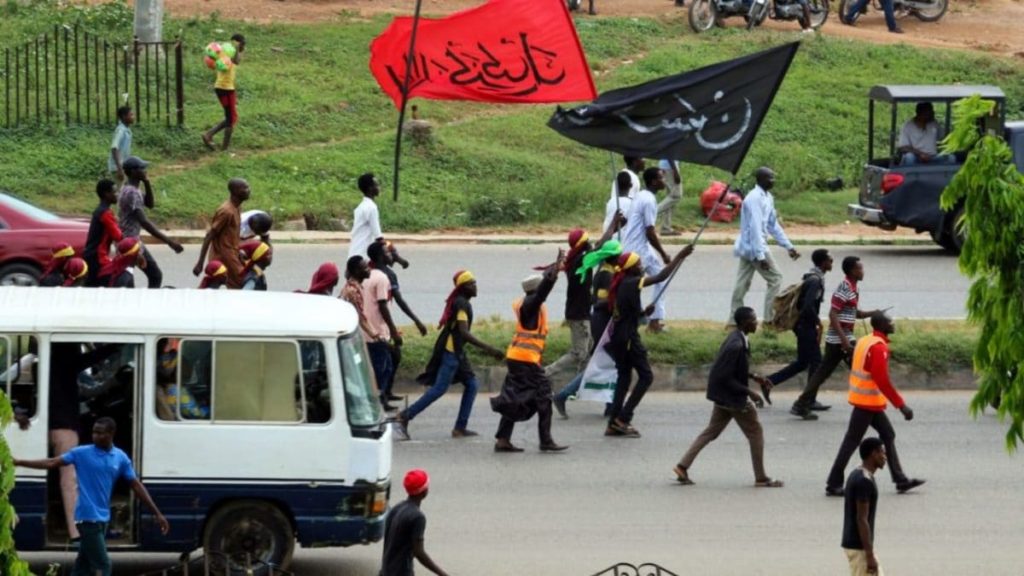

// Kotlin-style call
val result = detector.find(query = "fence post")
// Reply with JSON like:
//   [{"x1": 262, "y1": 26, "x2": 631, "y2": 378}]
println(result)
[
  {"x1": 134, "y1": 36, "x2": 141, "y2": 125},
  {"x1": 34, "y1": 36, "x2": 40, "y2": 123},
  {"x1": 5, "y1": 48, "x2": 9, "y2": 128},
  {"x1": 23, "y1": 41, "x2": 29, "y2": 124},
  {"x1": 14, "y1": 46, "x2": 19, "y2": 126},
  {"x1": 94, "y1": 35, "x2": 101, "y2": 124},
  {"x1": 175, "y1": 39, "x2": 184, "y2": 126},
  {"x1": 74, "y1": 25, "x2": 80, "y2": 123},
  {"x1": 64, "y1": 25, "x2": 69, "y2": 124},
  {"x1": 144, "y1": 42, "x2": 151, "y2": 121},
  {"x1": 104, "y1": 40, "x2": 110, "y2": 124},
  {"x1": 44, "y1": 33, "x2": 50, "y2": 120}
]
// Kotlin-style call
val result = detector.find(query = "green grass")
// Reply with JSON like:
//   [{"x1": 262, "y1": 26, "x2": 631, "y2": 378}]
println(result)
[
  {"x1": 2, "y1": 2, "x2": 1023, "y2": 231},
  {"x1": 393, "y1": 318, "x2": 977, "y2": 379}
]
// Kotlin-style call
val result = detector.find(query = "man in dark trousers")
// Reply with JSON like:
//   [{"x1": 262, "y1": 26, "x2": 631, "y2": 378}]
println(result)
[
  {"x1": 14, "y1": 417, "x2": 169, "y2": 574},
  {"x1": 764, "y1": 249, "x2": 832, "y2": 399},
  {"x1": 606, "y1": 246, "x2": 692, "y2": 438},
  {"x1": 792, "y1": 256, "x2": 883, "y2": 420},
  {"x1": 117, "y1": 156, "x2": 184, "y2": 288},
  {"x1": 491, "y1": 252, "x2": 570, "y2": 453},
  {"x1": 380, "y1": 469, "x2": 449, "y2": 576},
  {"x1": 843, "y1": 437, "x2": 886, "y2": 576},
  {"x1": 672, "y1": 307, "x2": 783, "y2": 488},
  {"x1": 825, "y1": 312, "x2": 926, "y2": 497}
]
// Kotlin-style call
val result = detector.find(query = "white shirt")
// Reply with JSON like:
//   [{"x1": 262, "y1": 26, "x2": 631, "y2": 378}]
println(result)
[
  {"x1": 898, "y1": 119, "x2": 942, "y2": 156},
  {"x1": 609, "y1": 169, "x2": 640, "y2": 201},
  {"x1": 621, "y1": 188, "x2": 659, "y2": 265},
  {"x1": 239, "y1": 209, "x2": 269, "y2": 239},
  {"x1": 733, "y1": 185, "x2": 793, "y2": 262},
  {"x1": 348, "y1": 197, "x2": 382, "y2": 259},
  {"x1": 603, "y1": 196, "x2": 633, "y2": 235}
]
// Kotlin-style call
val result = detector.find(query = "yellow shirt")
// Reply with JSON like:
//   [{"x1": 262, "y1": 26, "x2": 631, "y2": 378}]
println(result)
[{"x1": 214, "y1": 61, "x2": 236, "y2": 91}]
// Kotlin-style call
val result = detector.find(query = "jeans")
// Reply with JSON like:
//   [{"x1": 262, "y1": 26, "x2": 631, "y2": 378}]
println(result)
[
  {"x1": 767, "y1": 323, "x2": 822, "y2": 388},
  {"x1": 73, "y1": 521, "x2": 111, "y2": 576},
  {"x1": 730, "y1": 252, "x2": 784, "y2": 324},
  {"x1": 403, "y1": 352, "x2": 478, "y2": 430},
  {"x1": 140, "y1": 244, "x2": 162, "y2": 288},
  {"x1": 555, "y1": 372, "x2": 583, "y2": 402},
  {"x1": 367, "y1": 342, "x2": 394, "y2": 398},
  {"x1": 827, "y1": 407, "x2": 909, "y2": 490},
  {"x1": 679, "y1": 402, "x2": 767, "y2": 482},
  {"x1": 846, "y1": 0, "x2": 897, "y2": 30},
  {"x1": 386, "y1": 343, "x2": 403, "y2": 395},
  {"x1": 900, "y1": 152, "x2": 956, "y2": 166},
  {"x1": 608, "y1": 339, "x2": 653, "y2": 424},
  {"x1": 794, "y1": 342, "x2": 850, "y2": 411}
]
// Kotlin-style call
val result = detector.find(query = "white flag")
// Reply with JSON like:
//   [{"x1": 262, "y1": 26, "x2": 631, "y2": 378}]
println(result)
[{"x1": 579, "y1": 322, "x2": 617, "y2": 403}]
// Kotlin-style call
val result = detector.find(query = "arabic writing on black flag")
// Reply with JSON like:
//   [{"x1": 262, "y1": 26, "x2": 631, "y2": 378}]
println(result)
[{"x1": 547, "y1": 42, "x2": 799, "y2": 175}]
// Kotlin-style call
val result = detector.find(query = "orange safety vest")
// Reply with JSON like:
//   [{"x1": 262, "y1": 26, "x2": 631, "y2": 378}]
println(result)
[
  {"x1": 848, "y1": 335, "x2": 887, "y2": 409},
  {"x1": 505, "y1": 298, "x2": 548, "y2": 365}
]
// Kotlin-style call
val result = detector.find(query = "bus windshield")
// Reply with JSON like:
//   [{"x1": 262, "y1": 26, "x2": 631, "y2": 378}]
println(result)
[{"x1": 337, "y1": 335, "x2": 383, "y2": 428}]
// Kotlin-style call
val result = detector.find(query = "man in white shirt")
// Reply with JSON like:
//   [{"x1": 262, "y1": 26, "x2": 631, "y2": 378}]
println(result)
[
  {"x1": 239, "y1": 209, "x2": 272, "y2": 241},
  {"x1": 609, "y1": 156, "x2": 644, "y2": 202},
  {"x1": 604, "y1": 171, "x2": 633, "y2": 234},
  {"x1": 621, "y1": 167, "x2": 673, "y2": 333},
  {"x1": 898, "y1": 102, "x2": 955, "y2": 166},
  {"x1": 657, "y1": 158, "x2": 683, "y2": 235},
  {"x1": 348, "y1": 173, "x2": 384, "y2": 259},
  {"x1": 729, "y1": 167, "x2": 800, "y2": 325}
]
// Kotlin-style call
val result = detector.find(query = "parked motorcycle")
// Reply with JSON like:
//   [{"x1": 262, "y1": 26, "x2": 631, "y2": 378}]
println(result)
[
  {"x1": 837, "y1": 0, "x2": 948, "y2": 24},
  {"x1": 689, "y1": 0, "x2": 828, "y2": 33}
]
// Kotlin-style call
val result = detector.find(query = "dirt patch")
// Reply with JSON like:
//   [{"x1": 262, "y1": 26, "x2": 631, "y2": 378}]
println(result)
[{"x1": 145, "y1": 0, "x2": 1024, "y2": 56}]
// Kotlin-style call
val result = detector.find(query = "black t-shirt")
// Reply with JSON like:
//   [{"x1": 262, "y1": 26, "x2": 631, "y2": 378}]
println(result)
[
  {"x1": 591, "y1": 264, "x2": 615, "y2": 310},
  {"x1": 842, "y1": 468, "x2": 878, "y2": 550},
  {"x1": 610, "y1": 275, "x2": 644, "y2": 347},
  {"x1": 564, "y1": 251, "x2": 593, "y2": 321},
  {"x1": 380, "y1": 500, "x2": 427, "y2": 576}
]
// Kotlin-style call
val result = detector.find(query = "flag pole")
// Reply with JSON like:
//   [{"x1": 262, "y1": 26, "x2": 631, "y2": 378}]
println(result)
[
  {"x1": 391, "y1": 0, "x2": 425, "y2": 203},
  {"x1": 608, "y1": 151, "x2": 621, "y2": 240},
  {"x1": 649, "y1": 173, "x2": 739, "y2": 307}
]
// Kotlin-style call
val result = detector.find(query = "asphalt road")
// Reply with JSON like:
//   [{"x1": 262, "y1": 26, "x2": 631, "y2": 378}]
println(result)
[
  {"x1": 143, "y1": 243, "x2": 969, "y2": 322},
  {"x1": 25, "y1": 391, "x2": 1023, "y2": 575}
]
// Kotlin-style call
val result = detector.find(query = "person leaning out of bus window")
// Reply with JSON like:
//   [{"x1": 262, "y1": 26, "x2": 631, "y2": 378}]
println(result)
[{"x1": 14, "y1": 417, "x2": 169, "y2": 575}]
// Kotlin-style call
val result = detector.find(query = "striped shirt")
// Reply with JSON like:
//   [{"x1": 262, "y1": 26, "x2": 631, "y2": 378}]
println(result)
[{"x1": 825, "y1": 277, "x2": 859, "y2": 344}]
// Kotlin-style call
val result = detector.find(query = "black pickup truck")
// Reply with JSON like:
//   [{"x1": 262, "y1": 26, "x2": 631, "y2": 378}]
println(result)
[{"x1": 848, "y1": 85, "x2": 1024, "y2": 253}]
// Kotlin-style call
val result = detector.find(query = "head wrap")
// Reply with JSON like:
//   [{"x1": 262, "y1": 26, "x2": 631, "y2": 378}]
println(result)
[
  {"x1": 61, "y1": 258, "x2": 88, "y2": 286},
  {"x1": 562, "y1": 229, "x2": 590, "y2": 274},
  {"x1": 521, "y1": 274, "x2": 543, "y2": 293},
  {"x1": 295, "y1": 262, "x2": 340, "y2": 295},
  {"x1": 99, "y1": 237, "x2": 141, "y2": 285},
  {"x1": 240, "y1": 240, "x2": 273, "y2": 277},
  {"x1": 199, "y1": 260, "x2": 228, "y2": 289},
  {"x1": 607, "y1": 251, "x2": 642, "y2": 311},
  {"x1": 42, "y1": 243, "x2": 75, "y2": 277},
  {"x1": 403, "y1": 469, "x2": 430, "y2": 496},
  {"x1": 576, "y1": 239, "x2": 623, "y2": 282},
  {"x1": 438, "y1": 270, "x2": 475, "y2": 328}
]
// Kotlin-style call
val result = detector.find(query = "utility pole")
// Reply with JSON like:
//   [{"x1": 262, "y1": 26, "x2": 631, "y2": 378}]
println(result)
[{"x1": 134, "y1": 0, "x2": 164, "y2": 43}]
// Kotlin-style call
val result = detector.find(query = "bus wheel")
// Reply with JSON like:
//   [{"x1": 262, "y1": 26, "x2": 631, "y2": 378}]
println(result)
[{"x1": 203, "y1": 501, "x2": 295, "y2": 575}]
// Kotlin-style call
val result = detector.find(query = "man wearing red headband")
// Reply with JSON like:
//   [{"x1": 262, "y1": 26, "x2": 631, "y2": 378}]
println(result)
[
  {"x1": 61, "y1": 258, "x2": 90, "y2": 287},
  {"x1": 606, "y1": 245, "x2": 693, "y2": 437},
  {"x1": 198, "y1": 260, "x2": 229, "y2": 289},
  {"x1": 40, "y1": 243, "x2": 76, "y2": 287},
  {"x1": 395, "y1": 270, "x2": 504, "y2": 440},
  {"x1": 381, "y1": 469, "x2": 449, "y2": 576}
]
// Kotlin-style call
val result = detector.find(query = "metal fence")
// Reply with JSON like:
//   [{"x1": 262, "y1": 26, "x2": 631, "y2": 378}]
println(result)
[{"x1": 1, "y1": 24, "x2": 184, "y2": 129}]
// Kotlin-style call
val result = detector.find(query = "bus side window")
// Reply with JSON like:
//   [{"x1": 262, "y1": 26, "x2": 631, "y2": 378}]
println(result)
[
  {"x1": 173, "y1": 339, "x2": 212, "y2": 421},
  {"x1": 213, "y1": 341, "x2": 303, "y2": 423},
  {"x1": 1, "y1": 334, "x2": 39, "y2": 419},
  {"x1": 300, "y1": 340, "x2": 330, "y2": 424}
]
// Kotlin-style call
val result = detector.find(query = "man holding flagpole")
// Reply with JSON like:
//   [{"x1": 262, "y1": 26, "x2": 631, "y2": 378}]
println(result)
[{"x1": 622, "y1": 167, "x2": 674, "y2": 334}]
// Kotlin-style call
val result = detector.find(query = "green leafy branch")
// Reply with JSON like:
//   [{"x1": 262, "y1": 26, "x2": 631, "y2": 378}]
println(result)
[{"x1": 0, "y1": 389, "x2": 32, "y2": 575}]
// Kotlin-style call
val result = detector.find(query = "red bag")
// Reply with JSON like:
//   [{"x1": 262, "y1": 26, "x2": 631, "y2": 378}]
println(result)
[{"x1": 700, "y1": 182, "x2": 743, "y2": 223}]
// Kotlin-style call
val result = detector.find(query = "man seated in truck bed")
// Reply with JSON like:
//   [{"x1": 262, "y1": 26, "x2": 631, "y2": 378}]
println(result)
[{"x1": 898, "y1": 102, "x2": 956, "y2": 166}]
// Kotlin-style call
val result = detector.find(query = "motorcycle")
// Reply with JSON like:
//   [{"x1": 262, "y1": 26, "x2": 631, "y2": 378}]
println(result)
[
  {"x1": 689, "y1": 0, "x2": 828, "y2": 33},
  {"x1": 837, "y1": 0, "x2": 948, "y2": 24}
]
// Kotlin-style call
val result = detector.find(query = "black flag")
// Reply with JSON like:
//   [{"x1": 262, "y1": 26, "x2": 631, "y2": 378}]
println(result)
[{"x1": 547, "y1": 42, "x2": 799, "y2": 175}]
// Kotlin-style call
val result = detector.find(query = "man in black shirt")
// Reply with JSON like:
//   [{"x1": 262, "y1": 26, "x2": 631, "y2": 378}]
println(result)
[
  {"x1": 765, "y1": 249, "x2": 832, "y2": 402},
  {"x1": 606, "y1": 245, "x2": 692, "y2": 437},
  {"x1": 843, "y1": 437, "x2": 886, "y2": 576},
  {"x1": 544, "y1": 230, "x2": 596, "y2": 383},
  {"x1": 380, "y1": 469, "x2": 449, "y2": 576}
]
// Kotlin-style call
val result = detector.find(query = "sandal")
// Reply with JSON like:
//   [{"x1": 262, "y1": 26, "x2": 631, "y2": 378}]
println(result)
[
  {"x1": 673, "y1": 465, "x2": 694, "y2": 485},
  {"x1": 755, "y1": 478, "x2": 785, "y2": 488},
  {"x1": 610, "y1": 419, "x2": 641, "y2": 438}
]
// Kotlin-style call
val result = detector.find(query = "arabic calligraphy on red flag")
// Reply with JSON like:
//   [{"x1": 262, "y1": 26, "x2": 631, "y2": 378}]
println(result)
[{"x1": 369, "y1": 0, "x2": 597, "y2": 107}]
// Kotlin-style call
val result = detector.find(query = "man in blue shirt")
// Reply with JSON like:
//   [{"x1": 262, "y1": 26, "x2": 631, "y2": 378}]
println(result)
[
  {"x1": 729, "y1": 167, "x2": 800, "y2": 326},
  {"x1": 15, "y1": 417, "x2": 169, "y2": 575}
]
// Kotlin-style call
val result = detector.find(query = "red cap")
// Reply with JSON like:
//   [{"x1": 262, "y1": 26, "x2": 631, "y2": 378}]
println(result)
[{"x1": 403, "y1": 469, "x2": 429, "y2": 496}]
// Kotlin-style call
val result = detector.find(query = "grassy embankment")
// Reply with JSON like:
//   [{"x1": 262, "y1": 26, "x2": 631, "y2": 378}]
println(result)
[
  {"x1": 1, "y1": 1, "x2": 1022, "y2": 231},
  {"x1": 394, "y1": 319, "x2": 977, "y2": 380}
]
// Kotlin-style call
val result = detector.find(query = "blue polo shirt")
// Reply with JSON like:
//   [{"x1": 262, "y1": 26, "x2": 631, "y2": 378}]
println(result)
[{"x1": 61, "y1": 444, "x2": 137, "y2": 523}]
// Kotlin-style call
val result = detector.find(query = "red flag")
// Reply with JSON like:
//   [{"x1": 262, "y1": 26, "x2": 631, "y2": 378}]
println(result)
[{"x1": 369, "y1": 0, "x2": 597, "y2": 108}]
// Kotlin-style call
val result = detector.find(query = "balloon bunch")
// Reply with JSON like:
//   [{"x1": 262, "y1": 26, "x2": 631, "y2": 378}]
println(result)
[{"x1": 203, "y1": 41, "x2": 237, "y2": 72}]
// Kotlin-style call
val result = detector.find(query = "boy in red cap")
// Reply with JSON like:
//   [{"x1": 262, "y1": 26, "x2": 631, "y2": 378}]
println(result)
[{"x1": 381, "y1": 469, "x2": 449, "y2": 576}]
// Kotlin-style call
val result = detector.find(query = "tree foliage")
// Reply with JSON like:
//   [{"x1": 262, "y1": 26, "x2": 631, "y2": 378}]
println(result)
[
  {"x1": 941, "y1": 94, "x2": 1024, "y2": 450},
  {"x1": 0, "y1": 390, "x2": 33, "y2": 575}
]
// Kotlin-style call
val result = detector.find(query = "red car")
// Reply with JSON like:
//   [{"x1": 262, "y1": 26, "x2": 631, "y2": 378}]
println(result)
[{"x1": 0, "y1": 191, "x2": 89, "y2": 286}]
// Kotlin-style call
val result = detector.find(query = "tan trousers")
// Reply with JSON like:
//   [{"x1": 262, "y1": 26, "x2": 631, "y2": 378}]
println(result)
[
  {"x1": 544, "y1": 319, "x2": 591, "y2": 381},
  {"x1": 678, "y1": 402, "x2": 767, "y2": 481},
  {"x1": 730, "y1": 252, "x2": 784, "y2": 323},
  {"x1": 844, "y1": 549, "x2": 884, "y2": 576}
]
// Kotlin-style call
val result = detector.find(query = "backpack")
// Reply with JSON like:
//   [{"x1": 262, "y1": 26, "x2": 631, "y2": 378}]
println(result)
[{"x1": 770, "y1": 281, "x2": 805, "y2": 331}]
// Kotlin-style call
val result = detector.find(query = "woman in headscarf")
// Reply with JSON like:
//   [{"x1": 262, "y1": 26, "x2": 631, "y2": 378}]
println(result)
[
  {"x1": 40, "y1": 243, "x2": 76, "y2": 286},
  {"x1": 239, "y1": 240, "x2": 273, "y2": 291},
  {"x1": 295, "y1": 262, "x2": 340, "y2": 296},
  {"x1": 61, "y1": 258, "x2": 89, "y2": 287},
  {"x1": 198, "y1": 260, "x2": 229, "y2": 289},
  {"x1": 97, "y1": 237, "x2": 145, "y2": 287}
]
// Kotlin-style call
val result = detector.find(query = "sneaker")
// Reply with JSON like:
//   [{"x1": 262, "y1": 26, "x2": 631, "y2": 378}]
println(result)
[
  {"x1": 890, "y1": 26, "x2": 905, "y2": 34},
  {"x1": 825, "y1": 486, "x2": 844, "y2": 497},
  {"x1": 789, "y1": 406, "x2": 819, "y2": 421},
  {"x1": 896, "y1": 478, "x2": 926, "y2": 493},
  {"x1": 809, "y1": 401, "x2": 832, "y2": 411},
  {"x1": 553, "y1": 397, "x2": 568, "y2": 419},
  {"x1": 451, "y1": 428, "x2": 479, "y2": 438}
]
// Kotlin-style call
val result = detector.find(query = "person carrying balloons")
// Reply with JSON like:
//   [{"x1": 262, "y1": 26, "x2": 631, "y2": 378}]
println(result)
[{"x1": 201, "y1": 34, "x2": 246, "y2": 152}]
